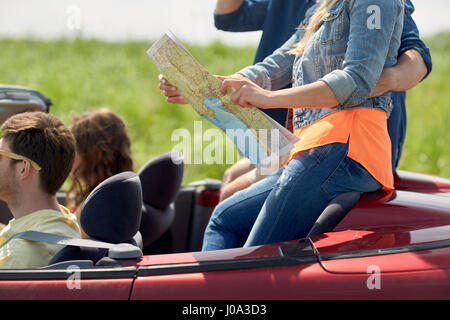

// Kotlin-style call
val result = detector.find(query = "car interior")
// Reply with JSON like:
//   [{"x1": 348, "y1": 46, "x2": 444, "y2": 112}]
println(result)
[{"x1": 0, "y1": 145, "x2": 363, "y2": 269}]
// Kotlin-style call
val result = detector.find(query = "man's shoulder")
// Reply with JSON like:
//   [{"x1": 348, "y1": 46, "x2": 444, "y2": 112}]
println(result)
[
  {"x1": 0, "y1": 208, "x2": 81, "y2": 269},
  {"x1": 29, "y1": 208, "x2": 81, "y2": 237}
]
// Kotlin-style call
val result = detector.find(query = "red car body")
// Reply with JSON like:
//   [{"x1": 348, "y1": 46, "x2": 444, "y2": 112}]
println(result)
[{"x1": 0, "y1": 170, "x2": 449, "y2": 300}]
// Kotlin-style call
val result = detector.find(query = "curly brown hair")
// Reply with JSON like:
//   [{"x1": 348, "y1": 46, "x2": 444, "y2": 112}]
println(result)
[{"x1": 67, "y1": 108, "x2": 134, "y2": 211}]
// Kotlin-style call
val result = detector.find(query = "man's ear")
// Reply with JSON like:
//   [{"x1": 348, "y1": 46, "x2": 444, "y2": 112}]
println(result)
[{"x1": 15, "y1": 160, "x2": 32, "y2": 180}]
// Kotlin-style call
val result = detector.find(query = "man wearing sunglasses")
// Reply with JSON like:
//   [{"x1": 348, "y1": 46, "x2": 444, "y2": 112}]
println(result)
[{"x1": 0, "y1": 111, "x2": 81, "y2": 269}]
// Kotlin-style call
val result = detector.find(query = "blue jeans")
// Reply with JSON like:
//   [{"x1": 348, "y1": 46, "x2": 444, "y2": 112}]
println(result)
[{"x1": 202, "y1": 143, "x2": 382, "y2": 251}]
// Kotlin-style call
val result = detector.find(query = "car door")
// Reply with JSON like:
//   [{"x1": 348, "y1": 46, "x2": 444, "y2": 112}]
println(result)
[
  {"x1": 129, "y1": 240, "x2": 368, "y2": 300},
  {"x1": 0, "y1": 265, "x2": 137, "y2": 300},
  {"x1": 310, "y1": 225, "x2": 450, "y2": 299}
]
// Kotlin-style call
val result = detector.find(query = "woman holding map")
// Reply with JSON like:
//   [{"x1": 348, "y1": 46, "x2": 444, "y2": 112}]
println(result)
[{"x1": 162, "y1": 0, "x2": 405, "y2": 250}]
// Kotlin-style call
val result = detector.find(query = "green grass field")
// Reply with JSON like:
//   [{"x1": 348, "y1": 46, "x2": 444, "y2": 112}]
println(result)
[
  {"x1": 397, "y1": 33, "x2": 450, "y2": 178},
  {"x1": 0, "y1": 34, "x2": 448, "y2": 187}
]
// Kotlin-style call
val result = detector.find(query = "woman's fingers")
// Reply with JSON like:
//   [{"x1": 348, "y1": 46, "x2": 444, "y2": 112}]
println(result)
[
  {"x1": 165, "y1": 95, "x2": 187, "y2": 104},
  {"x1": 220, "y1": 78, "x2": 259, "y2": 108},
  {"x1": 215, "y1": 75, "x2": 228, "y2": 82},
  {"x1": 217, "y1": 75, "x2": 259, "y2": 107},
  {"x1": 158, "y1": 73, "x2": 259, "y2": 107},
  {"x1": 158, "y1": 74, "x2": 188, "y2": 104},
  {"x1": 220, "y1": 77, "x2": 248, "y2": 95},
  {"x1": 158, "y1": 74, "x2": 177, "y2": 93},
  {"x1": 230, "y1": 84, "x2": 255, "y2": 108}
]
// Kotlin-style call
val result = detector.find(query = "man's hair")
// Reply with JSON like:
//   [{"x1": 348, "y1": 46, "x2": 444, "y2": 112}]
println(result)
[{"x1": 1, "y1": 111, "x2": 76, "y2": 195}]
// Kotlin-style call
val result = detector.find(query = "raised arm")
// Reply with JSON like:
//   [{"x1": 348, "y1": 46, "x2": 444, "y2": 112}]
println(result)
[
  {"x1": 214, "y1": 0, "x2": 269, "y2": 32},
  {"x1": 215, "y1": 0, "x2": 245, "y2": 14}
]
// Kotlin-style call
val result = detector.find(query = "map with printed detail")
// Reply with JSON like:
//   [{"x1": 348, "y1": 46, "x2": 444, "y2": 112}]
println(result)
[{"x1": 148, "y1": 31, "x2": 298, "y2": 167}]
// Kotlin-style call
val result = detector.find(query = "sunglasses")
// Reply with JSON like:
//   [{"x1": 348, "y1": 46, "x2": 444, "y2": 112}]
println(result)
[{"x1": 0, "y1": 149, "x2": 42, "y2": 171}]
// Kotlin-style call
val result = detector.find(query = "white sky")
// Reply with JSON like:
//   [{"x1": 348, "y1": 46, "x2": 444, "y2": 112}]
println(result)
[{"x1": 0, "y1": 0, "x2": 448, "y2": 45}]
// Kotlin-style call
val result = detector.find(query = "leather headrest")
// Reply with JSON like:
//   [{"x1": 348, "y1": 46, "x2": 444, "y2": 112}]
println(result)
[
  {"x1": 137, "y1": 151, "x2": 184, "y2": 210},
  {"x1": 81, "y1": 171, "x2": 143, "y2": 243}
]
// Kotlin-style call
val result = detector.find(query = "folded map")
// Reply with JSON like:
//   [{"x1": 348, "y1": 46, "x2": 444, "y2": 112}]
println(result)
[{"x1": 148, "y1": 31, "x2": 298, "y2": 171}]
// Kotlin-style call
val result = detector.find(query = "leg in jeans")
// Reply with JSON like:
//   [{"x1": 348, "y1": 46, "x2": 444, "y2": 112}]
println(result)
[
  {"x1": 202, "y1": 143, "x2": 382, "y2": 251},
  {"x1": 244, "y1": 143, "x2": 381, "y2": 246},
  {"x1": 202, "y1": 168, "x2": 283, "y2": 251}
]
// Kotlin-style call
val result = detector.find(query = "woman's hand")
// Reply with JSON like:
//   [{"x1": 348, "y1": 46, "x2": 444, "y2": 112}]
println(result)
[
  {"x1": 218, "y1": 75, "x2": 276, "y2": 109},
  {"x1": 158, "y1": 74, "x2": 188, "y2": 104}
]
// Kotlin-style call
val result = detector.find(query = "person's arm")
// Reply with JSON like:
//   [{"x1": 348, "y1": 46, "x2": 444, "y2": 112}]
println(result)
[
  {"x1": 159, "y1": 22, "x2": 301, "y2": 105},
  {"x1": 236, "y1": 24, "x2": 306, "y2": 91},
  {"x1": 397, "y1": 0, "x2": 432, "y2": 79},
  {"x1": 222, "y1": 157, "x2": 254, "y2": 187},
  {"x1": 159, "y1": 7, "x2": 313, "y2": 105},
  {"x1": 370, "y1": 49, "x2": 428, "y2": 97},
  {"x1": 222, "y1": 0, "x2": 404, "y2": 110},
  {"x1": 214, "y1": 0, "x2": 269, "y2": 32},
  {"x1": 370, "y1": 0, "x2": 431, "y2": 97},
  {"x1": 220, "y1": 173, "x2": 251, "y2": 202},
  {"x1": 220, "y1": 76, "x2": 339, "y2": 109},
  {"x1": 218, "y1": 26, "x2": 307, "y2": 107},
  {"x1": 390, "y1": 49, "x2": 428, "y2": 91},
  {"x1": 158, "y1": 74, "x2": 245, "y2": 105},
  {"x1": 215, "y1": 0, "x2": 244, "y2": 14}
]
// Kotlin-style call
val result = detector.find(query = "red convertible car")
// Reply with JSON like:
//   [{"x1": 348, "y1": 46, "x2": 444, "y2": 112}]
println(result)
[{"x1": 0, "y1": 85, "x2": 449, "y2": 302}]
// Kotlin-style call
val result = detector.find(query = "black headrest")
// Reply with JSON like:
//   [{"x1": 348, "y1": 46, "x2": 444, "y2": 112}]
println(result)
[
  {"x1": 139, "y1": 203, "x2": 175, "y2": 248},
  {"x1": 137, "y1": 151, "x2": 184, "y2": 210},
  {"x1": 80, "y1": 171, "x2": 143, "y2": 244}
]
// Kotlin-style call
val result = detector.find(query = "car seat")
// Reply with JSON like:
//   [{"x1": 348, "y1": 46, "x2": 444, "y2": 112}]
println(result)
[
  {"x1": 0, "y1": 84, "x2": 52, "y2": 123},
  {"x1": 137, "y1": 151, "x2": 184, "y2": 251},
  {"x1": 48, "y1": 171, "x2": 143, "y2": 265}
]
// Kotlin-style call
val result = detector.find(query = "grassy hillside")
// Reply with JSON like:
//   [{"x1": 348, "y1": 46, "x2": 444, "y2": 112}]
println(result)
[{"x1": 0, "y1": 34, "x2": 448, "y2": 187}]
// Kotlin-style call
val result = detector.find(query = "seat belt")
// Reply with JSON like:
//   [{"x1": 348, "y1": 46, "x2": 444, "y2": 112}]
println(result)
[{"x1": 0, "y1": 230, "x2": 142, "y2": 259}]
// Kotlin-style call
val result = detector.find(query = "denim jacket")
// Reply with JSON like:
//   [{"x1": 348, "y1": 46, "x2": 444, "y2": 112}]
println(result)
[{"x1": 239, "y1": 0, "x2": 405, "y2": 130}]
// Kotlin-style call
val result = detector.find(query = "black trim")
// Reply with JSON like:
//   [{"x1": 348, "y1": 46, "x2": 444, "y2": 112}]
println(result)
[
  {"x1": 279, "y1": 238, "x2": 450, "y2": 263},
  {"x1": 278, "y1": 238, "x2": 316, "y2": 258},
  {"x1": 136, "y1": 255, "x2": 318, "y2": 277},
  {"x1": 0, "y1": 266, "x2": 137, "y2": 281},
  {"x1": 318, "y1": 239, "x2": 450, "y2": 262}
]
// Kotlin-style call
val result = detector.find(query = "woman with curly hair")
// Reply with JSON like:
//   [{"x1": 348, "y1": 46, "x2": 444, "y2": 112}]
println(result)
[{"x1": 67, "y1": 108, "x2": 134, "y2": 238}]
